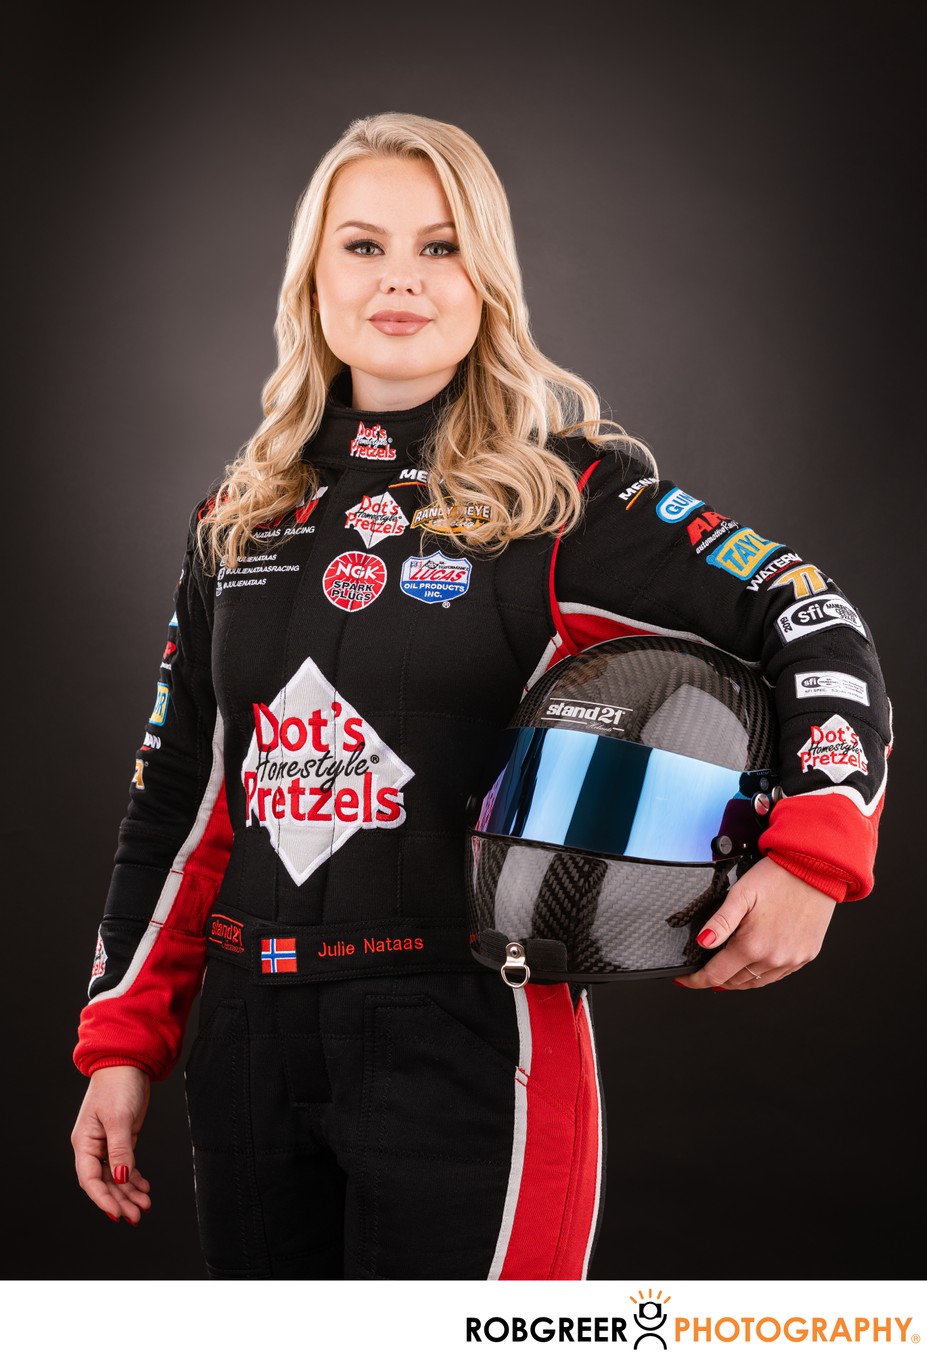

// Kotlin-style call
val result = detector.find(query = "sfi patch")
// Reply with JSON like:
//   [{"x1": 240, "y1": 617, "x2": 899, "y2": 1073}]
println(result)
[
  {"x1": 241, "y1": 654, "x2": 414, "y2": 885},
  {"x1": 797, "y1": 714, "x2": 869, "y2": 782},
  {"x1": 322, "y1": 551, "x2": 387, "y2": 611},
  {"x1": 794, "y1": 672, "x2": 870, "y2": 706},
  {"x1": 775, "y1": 593, "x2": 867, "y2": 644},
  {"x1": 400, "y1": 551, "x2": 472, "y2": 604}
]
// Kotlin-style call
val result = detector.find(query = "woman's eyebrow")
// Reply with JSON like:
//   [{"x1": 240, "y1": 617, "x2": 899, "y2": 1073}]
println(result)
[{"x1": 334, "y1": 219, "x2": 456, "y2": 234}]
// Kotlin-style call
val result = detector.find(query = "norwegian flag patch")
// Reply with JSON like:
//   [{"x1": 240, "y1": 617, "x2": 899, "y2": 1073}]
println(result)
[{"x1": 261, "y1": 937, "x2": 298, "y2": 974}]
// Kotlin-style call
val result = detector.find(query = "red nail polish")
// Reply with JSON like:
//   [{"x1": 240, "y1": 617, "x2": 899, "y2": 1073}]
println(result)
[
  {"x1": 697, "y1": 928, "x2": 717, "y2": 947},
  {"x1": 106, "y1": 1212, "x2": 120, "y2": 1222},
  {"x1": 711, "y1": 986, "x2": 727, "y2": 993},
  {"x1": 671, "y1": 979, "x2": 688, "y2": 988},
  {"x1": 114, "y1": 1165, "x2": 129, "y2": 1184},
  {"x1": 123, "y1": 1216, "x2": 138, "y2": 1226}
]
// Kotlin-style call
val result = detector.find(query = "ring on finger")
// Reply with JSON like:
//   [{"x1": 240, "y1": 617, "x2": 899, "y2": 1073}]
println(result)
[{"x1": 744, "y1": 964, "x2": 762, "y2": 981}]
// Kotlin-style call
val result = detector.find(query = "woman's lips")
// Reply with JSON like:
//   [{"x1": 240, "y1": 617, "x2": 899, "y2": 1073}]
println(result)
[{"x1": 369, "y1": 311, "x2": 432, "y2": 336}]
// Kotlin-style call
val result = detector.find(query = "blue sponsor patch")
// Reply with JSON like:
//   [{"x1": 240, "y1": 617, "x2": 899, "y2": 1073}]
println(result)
[
  {"x1": 400, "y1": 552, "x2": 472, "y2": 604},
  {"x1": 706, "y1": 528, "x2": 784, "y2": 580},
  {"x1": 149, "y1": 682, "x2": 171, "y2": 726},
  {"x1": 655, "y1": 488, "x2": 705, "y2": 523}
]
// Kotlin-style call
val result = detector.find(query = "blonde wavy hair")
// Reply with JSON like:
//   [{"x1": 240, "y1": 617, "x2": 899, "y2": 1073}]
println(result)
[{"x1": 197, "y1": 112, "x2": 655, "y2": 573}]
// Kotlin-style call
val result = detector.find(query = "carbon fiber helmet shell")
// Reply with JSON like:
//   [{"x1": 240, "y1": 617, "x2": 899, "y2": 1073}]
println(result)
[{"x1": 465, "y1": 636, "x2": 779, "y2": 983}]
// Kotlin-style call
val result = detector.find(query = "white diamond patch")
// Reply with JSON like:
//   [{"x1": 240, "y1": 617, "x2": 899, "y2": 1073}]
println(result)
[
  {"x1": 344, "y1": 490, "x2": 409, "y2": 548},
  {"x1": 797, "y1": 713, "x2": 869, "y2": 784},
  {"x1": 241, "y1": 655, "x2": 414, "y2": 885}
]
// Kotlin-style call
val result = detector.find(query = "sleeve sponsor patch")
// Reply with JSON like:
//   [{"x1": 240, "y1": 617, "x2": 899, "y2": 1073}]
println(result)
[
  {"x1": 797, "y1": 714, "x2": 868, "y2": 782},
  {"x1": 149, "y1": 681, "x2": 171, "y2": 726},
  {"x1": 705, "y1": 528, "x2": 784, "y2": 579},
  {"x1": 775, "y1": 594, "x2": 867, "y2": 644},
  {"x1": 794, "y1": 672, "x2": 870, "y2": 705},
  {"x1": 655, "y1": 488, "x2": 705, "y2": 523}
]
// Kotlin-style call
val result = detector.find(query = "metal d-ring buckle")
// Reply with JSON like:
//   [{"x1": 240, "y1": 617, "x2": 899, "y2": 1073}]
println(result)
[{"x1": 500, "y1": 941, "x2": 530, "y2": 989}]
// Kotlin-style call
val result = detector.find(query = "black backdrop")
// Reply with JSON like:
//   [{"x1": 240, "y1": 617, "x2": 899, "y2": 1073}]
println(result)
[{"x1": 4, "y1": 0, "x2": 921, "y2": 1282}]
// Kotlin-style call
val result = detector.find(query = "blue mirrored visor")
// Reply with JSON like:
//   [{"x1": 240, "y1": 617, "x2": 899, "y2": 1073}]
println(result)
[{"x1": 473, "y1": 726, "x2": 763, "y2": 864}]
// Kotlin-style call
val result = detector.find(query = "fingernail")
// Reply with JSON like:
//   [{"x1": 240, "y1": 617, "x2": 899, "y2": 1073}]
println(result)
[
  {"x1": 123, "y1": 1216, "x2": 138, "y2": 1226},
  {"x1": 114, "y1": 1165, "x2": 129, "y2": 1184},
  {"x1": 671, "y1": 979, "x2": 688, "y2": 988},
  {"x1": 697, "y1": 928, "x2": 717, "y2": 947},
  {"x1": 711, "y1": 987, "x2": 727, "y2": 993},
  {"x1": 106, "y1": 1212, "x2": 120, "y2": 1222}
]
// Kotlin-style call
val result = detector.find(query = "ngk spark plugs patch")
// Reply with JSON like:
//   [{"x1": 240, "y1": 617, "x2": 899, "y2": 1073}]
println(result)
[
  {"x1": 241, "y1": 654, "x2": 414, "y2": 884},
  {"x1": 797, "y1": 714, "x2": 869, "y2": 783},
  {"x1": 400, "y1": 551, "x2": 472, "y2": 604},
  {"x1": 322, "y1": 552, "x2": 387, "y2": 611}
]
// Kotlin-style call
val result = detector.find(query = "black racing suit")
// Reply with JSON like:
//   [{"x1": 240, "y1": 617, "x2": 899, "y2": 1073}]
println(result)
[{"x1": 74, "y1": 367, "x2": 891, "y2": 1279}]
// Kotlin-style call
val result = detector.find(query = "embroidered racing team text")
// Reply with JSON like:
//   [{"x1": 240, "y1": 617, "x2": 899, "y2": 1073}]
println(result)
[
  {"x1": 349, "y1": 421, "x2": 395, "y2": 461},
  {"x1": 254, "y1": 486, "x2": 328, "y2": 539},
  {"x1": 797, "y1": 714, "x2": 869, "y2": 783},
  {"x1": 241, "y1": 654, "x2": 414, "y2": 885}
]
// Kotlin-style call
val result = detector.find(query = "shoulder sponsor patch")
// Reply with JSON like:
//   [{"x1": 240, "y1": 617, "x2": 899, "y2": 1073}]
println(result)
[
  {"x1": 344, "y1": 491, "x2": 408, "y2": 547},
  {"x1": 705, "y1": 527, "x2": 784, "y2": 579},
  {"x1": 618, "y1": 476, "x2": 657, "y2": 508},
  {"x1": 149, "y1": 682, "x2": 170, "y2": 726},
  {"x1": 400, "y1": 551, "x2": 471, "y2": 604},
  {"x1": 768, "y1": 563, "x2": 829, "y2": 600},
  {"x1": 322, "y1": 552, "x2": 387, "y2": 611},
  {"x1": 797, "y1": 714, "x2": 868, "y2": 782},
  {"x1": 775, "y1": 593, "x2": 867, "y2": 644},
  {"x1": 744, "y1": 551, "x2": 803, "y2": 591},
  {"x1": 688, "y1": 511, "x2": 738, "y2": 553},
  {"x1": 655, "y1": 488, "x2": 705, "y2": 523},
  {"x1": 794, "y1": 671, "x2": 870, "y2": 705}
]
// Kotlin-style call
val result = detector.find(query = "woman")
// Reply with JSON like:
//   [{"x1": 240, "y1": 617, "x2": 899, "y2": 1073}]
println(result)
[{"x1": 70, "y1": 112, "x2": 891, "y2": 1280}]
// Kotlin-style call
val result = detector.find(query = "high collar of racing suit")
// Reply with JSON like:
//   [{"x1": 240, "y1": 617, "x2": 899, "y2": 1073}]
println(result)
[{"x1": 302, "y1": 364, "x2": 466, "y2": 471}]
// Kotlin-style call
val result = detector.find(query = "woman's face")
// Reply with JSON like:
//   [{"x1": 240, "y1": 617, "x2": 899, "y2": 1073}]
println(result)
[{"x1": 311, "y1": 155, "x2": 483, "y2": 410}]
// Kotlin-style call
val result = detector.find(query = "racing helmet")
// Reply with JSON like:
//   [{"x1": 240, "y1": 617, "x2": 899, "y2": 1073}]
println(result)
[{"x1": 465, "y1": 636, "x2": 779, "y2": 986}]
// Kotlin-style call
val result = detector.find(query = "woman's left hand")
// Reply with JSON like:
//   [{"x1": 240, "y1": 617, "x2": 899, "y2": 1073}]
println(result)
[{"x1": 673, "y1": 856, "x2": 837, "y2": 990}]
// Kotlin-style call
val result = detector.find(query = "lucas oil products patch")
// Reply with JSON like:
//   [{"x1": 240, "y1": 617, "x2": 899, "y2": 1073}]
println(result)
[
  {"x1": 240, "y1": 654, "x2": 414, "y2": 886},
  {"x1": 400, "y1": 551, "x2": 472, "y2": 604}
]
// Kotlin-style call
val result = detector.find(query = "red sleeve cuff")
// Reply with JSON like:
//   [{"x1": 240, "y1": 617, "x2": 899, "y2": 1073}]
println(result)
[
  {"x1": 80, "y1": 1056, "x2": 159, "y2": 1079},
  {"x1": 758, "y1": 789, "x2": 885, "y2": 903}
]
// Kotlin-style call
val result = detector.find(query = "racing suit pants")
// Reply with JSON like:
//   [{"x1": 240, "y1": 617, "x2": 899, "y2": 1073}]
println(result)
[{"x1": 183, "y1": 958, "x2": 605, "y2": 1279}]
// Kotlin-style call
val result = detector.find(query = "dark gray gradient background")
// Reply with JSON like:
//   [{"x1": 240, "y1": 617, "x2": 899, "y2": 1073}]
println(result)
[{"x1": 5, "y1": 1, "x2": 921, "y2": 1282}]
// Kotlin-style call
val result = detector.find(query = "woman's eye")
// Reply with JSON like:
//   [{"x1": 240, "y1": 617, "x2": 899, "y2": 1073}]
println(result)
[{"x1": 343, "y1": 239, "x2": 459, "y2": 257}]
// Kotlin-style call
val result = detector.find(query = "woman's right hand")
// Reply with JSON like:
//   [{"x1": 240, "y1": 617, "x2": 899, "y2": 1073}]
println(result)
[{"x1": 71, "y1": 1066, "x2": 152, "y2": 1223}]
